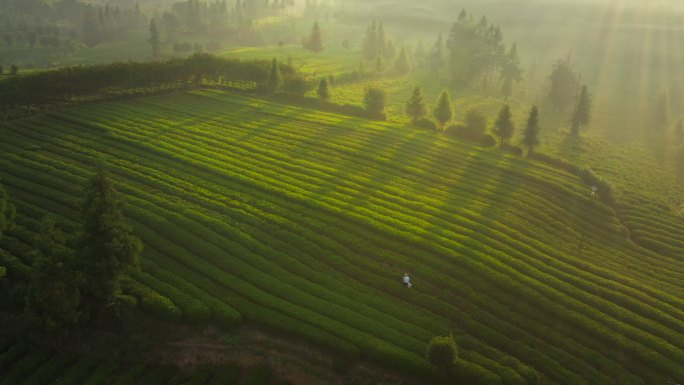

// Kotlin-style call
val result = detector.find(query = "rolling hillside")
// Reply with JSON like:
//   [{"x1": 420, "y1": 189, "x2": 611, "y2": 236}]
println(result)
[{"x1": 1, "y1": 90, "x2": 684, "y2": 385}]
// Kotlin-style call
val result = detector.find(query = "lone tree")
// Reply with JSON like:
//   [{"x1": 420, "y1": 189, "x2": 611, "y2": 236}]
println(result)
[
  {"x1": 316, "y1": 77, "x2": 330, "y2": 102},
  {"x1": 522, "y1": 105, "x2": 541, "y2": 155},
  {"x1": 433, "y1": 91, "x2": 453, "y2": 129},
  {"x1": 303, "y1": 21, "x2": 324, "y2": 53},
  {"x1": 24, "y1": 217, "x2": 81, "y2": 344},
  {"x1": 493, "y1": 104, "x2": 515, "y2": 145},
  {"x1": 363, "y1": 86, "x2": 386, "y2": 119},
  {"x1": 426, "y1": 335, "x2": 457, "y2": 384},
  {"x1": 267, "y1": 58, "x2": 282, "y2": 93},
  {"x1": 571, "y1": 85, "x2": 591, "y2": 136},
  {"x1": 463, "y1": 108, "x2": 488, "y2": 140},
  {"x1": 405, "y1": 86, "x2": 427, "y2": 123},
  {"x1": 149, "y1": 18, "x2": 160, "y2": 57},
  {"x1": 78, "y1": 168, "x2": 142, "y2": 313}
]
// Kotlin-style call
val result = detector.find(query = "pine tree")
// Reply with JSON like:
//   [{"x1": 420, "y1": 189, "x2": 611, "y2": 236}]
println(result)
[
  {"x1": 405, "y1": 86, "x2": 427, "y2": 123},
  {"x1": 148, "y1": 18, "x2": 160, "y2": 57},
  {"x1": 394, "y1": 46, "x2": 410, "y2": 74},
  {"x1": 267, "y1": 58, "x2": 282, "y2": 93},
  {"x1": 548, "y1": 53, "x2": 579, "y2": 111},
  {"x1": 317, "y1": 77, "x2": 330, "y2": 101},
  {"x1": 363, "y1": 86, "x2": 386, "y2": 118},
  {"x1": 571, "y1": 85, "x2": 591, "y2": 136},
  {"x1": 377, "y1": 22, "x2": 387, "y2": 59},
  {"x1": 303, "y1": 21, "x2": 324, "y2": 53},
  {"x1": 78, "y1": 168, "x2": 142, "y2": 311},
  {"x1": 433, "y1": 90, "x2": 453, "y2": 129},
  {"x1": 522, "y1": 105, "x2": 541, "y2": 155},
  {"x1": 501, "y1": 43, "x2": 523, "y2": 99},
  {"x1": 362, "y1": 20, "x2": 378, "y2": 61},
  {"x1": 493, "y1": 104, "x2": 515, "y2": 145},
  {"x1": 428, "y1": 33, "x2": 444, "y2": 71},
  {"x1": 24, "y1": 217, "x2": 81, "y2": 343}
]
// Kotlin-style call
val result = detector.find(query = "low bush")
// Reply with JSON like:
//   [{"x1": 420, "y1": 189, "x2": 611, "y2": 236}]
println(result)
[
  {"x1": 414, "y1": 118, "x2": 438, "y2": 131},
  {"x1": 480, "y1": 134, "x2": 497, "y2": 147}
]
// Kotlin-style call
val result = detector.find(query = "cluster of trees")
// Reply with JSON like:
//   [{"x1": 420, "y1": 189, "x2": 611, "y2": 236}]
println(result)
[
  {"x1": 0, "y1": 170, "x2": 142, "y2": 344},
  {"x1": 81, "y1": 3, "x2": 145, "y2": 47},
  {"x1": 404, "y1": 86, "x2": 542, "y2": 154},
  {"x1": 443, "y1": 10, "x2": 523, "y2": 95},
  {"x1": 546, "y1": 54, "x2": 592, "y2": 136}
]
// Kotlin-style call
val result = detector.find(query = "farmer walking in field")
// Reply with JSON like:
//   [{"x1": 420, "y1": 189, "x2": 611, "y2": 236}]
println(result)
[{"x1": 402, "y1": 273, "x2": 412, "y2": 288}]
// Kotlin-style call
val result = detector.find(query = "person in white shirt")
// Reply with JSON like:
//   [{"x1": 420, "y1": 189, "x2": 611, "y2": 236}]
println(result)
[{"x1": 402, "y1": 273, "x2": 412, "y2": 288}]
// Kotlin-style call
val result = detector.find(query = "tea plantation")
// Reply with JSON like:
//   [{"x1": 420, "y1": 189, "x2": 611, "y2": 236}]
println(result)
[{"x1": 1, "y1": 90, "x2": 683, "y2": 385}]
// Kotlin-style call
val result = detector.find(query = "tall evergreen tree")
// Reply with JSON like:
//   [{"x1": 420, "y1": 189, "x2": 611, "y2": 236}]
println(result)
[
  {"x1": 405, "y1": 86, "x2": 427, "y2": 123},
  {"x1": 148, "y1": 18, "x2": 160, "y2": 57},
  {"x1": 394, "y1": 46, "x2": 411, "y2": 74},
  {"x1": 428, "y1": 33, "x2": 444, "y2": 71},
  {"x1": 317, "y1": 77, "x2": 330, "y2": 101},
  {"x1": 303, "y1": 21, "x2": 324, "y2": 53},
  {"x1": 548, "y1": 53, "x2": 579, "y2": 111},
  {"x1": 78, "y1": 168, "x2": 142, "y2": 311},
  {"x1": 433, "y1": 90, "x2": 453, "y2": 129},
  {"x1": 522, "y1": 105, "x2": 541, "y2": 154},
  {"x1": 24, "y1": 217, "x2": 81, "y2": 343},
  {"x1": 500, "y1": 43, "x2": 523, "y2": 99},
  {"x1": 362, "y1": 20, "x2": 378, "y2": 61},
  {"x1": 493, "y1": 104, "x2": 515, "y2": 145},
  {"x1": 571, "y1": 85, "x2": 591, "y2": 136},
  {"x1": 377, "y1": 22, "x2": 387, "y2": 59},
  {"x1": 363, "y1": 86, "x2": 386, "y2": 118},
  {"x1": 267, "y1": 58, "x2": 282, "y2": 93}
]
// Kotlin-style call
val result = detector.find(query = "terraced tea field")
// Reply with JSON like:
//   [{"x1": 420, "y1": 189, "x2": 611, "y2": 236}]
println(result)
[{"x1": 1, "y1": 90, "x2": 684, "y2": 384}]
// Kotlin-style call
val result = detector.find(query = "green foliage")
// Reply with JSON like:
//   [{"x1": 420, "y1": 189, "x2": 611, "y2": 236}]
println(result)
[
  {"x1": 303, "y1": 22, "x2": 324, "y2": 54},
  {"x1": 522, "y1": 105, "x2": 541, "y2": 154},
  {"x1": 394, "y1": 47, "x2": 411, "y2": 74},
  {"x1": 428, "y1": 33, "x2": 444, "y2": 72},
  {"x1": 492, "y1": 104, "x2": 515, "y2": 145},
  {"x1": 462, "y1": 108, "x2": 488, "y2": 140},
  {"x1": 547, "y1": 53, "x2": 579, "y2": 111},
  {"x1": 24, "y1": 217, "x2": 81, "y2": 343},
  {"x1": 652, "y1": 91, "x2": 669, "y2": 129},
  {"x1": 148, "y1": 18, "x2": 160, "y2": 57},
  {"x1": 570, "y1": 85, "x2": 591, "y2": 136},
  {"x1": 414, "y1": 118, "x2": 438, "y2": 131},
  {"x1": 0, "y1": 183, "x2": 15, "y2": 238},
  {"x1": 363, "y1": 86, "x2": 387, "y2": 119},
  {"x1": 267, "y1": 58, "x2": 283, "y2": 94},
  {"x1": 282, "y1": 74, "x2": 312, "y2": 97},
  {"x1": 426, "y1": 335, "x2": 458, "y2": 369},
  {"x1": 78, "y1": 168, "x2": 142, "y2": 310},
  {"x1": 433, "y1": 91, "x2": 453, "y2": 129},
  {"x1": 405, "y1": 86, "x2": 427, "y2": 123},
  {"x1": 500, "y1": 44, "x2": 523, "y2": 98},
  {"x1": 317, "y1": 77, "x2": 330, "y2": 102}
]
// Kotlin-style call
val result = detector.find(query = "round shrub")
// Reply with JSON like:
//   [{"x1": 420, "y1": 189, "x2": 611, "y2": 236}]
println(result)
[
  {"x1": 480, "y1": 134, "x2": 497, "y2": 147},
  {"x1": 414, "y1": 117, "x2": 438, "y2": 131},
  {"x1": 426, "y1": 336, "x2": 458, "y2": 369}
]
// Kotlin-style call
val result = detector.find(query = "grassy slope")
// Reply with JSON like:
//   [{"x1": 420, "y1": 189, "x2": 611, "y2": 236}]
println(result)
[{"x1": 1, "y1": 90, "x2": 684, "y2": 384}]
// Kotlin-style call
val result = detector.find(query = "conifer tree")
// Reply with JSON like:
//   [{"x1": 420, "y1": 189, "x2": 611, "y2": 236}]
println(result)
[
  {"x1": 433, "y1": 90, "x2": 453, "y2": 129},
  {"x1": 362, "y1": 20, "x2": 378, "y2": 61},
  {"x1": 405, "y1": 86, "x2": 427, "y2": 123},
  {"x1": 571, "y1": 85, "x2": 591, "y2": 136},
  {"x1": 493, "y1": 104, "x2": 515, "y2": 145},
  {"x1": 303, "y1": 21, "x2": 324, "y2": 53},
  {"x1": 363, "y1": 86, "x2": 386, "y2": 118},
  {"x1": 317, "y1": 77, "x2": 330, "y2": 101},
  {"x1": 548, "y1": 53, "x2": 579, "y2": 111},
  {"x1": 25, "y1": 217, "x2": 81, "y2": 343},
  {"x1": 395, "y1": 47, "x2": 411, "y2": 74},
  {"x1": 267, "y1": 58, "x2": 282, "y2": 93},
  {"x1": 377, "y1": 22, "x2": 387, "y2": 59},
  {"x1": 78, "y1": 168, "x2": 142, "y2": 311},
  {"x1": 148, "y1": 18, "x2": 160, "y2": 57},
  {"x1": 522, "y1": 105, "x2": 541, "y2": 155},
  {"x1": 428, "y1": 33, "x2": 444, "y2": 71}
]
